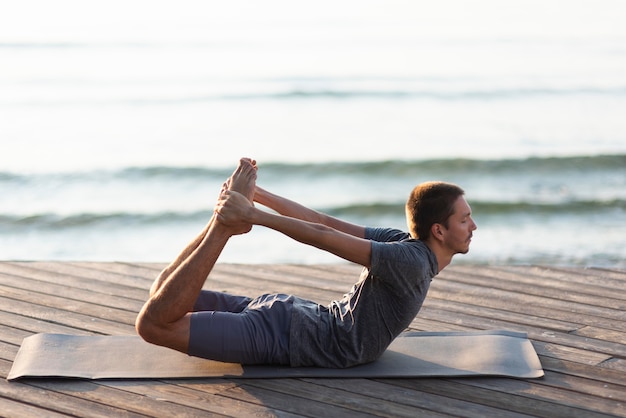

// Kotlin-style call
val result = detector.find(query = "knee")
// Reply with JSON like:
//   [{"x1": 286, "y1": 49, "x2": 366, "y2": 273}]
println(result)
[
  {"x1": 135, "y1": 305, "x2": 190, "y2": 354},
  {"x1": 135, "y1": 307, "x2": 161, "y2": 346}
]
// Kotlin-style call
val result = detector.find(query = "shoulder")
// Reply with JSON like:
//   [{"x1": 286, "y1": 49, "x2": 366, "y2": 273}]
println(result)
[
  {"x1": 370, "y1": 238, "x2": 438, "y2": 279},
  {"x1": 365, "y1": 227, "x2": 411, "y2": 243}
]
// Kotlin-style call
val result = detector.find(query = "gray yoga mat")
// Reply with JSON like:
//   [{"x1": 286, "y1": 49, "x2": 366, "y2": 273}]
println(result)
[{"x1": 7, "y1": 330, "x2": 543, "y2": 381}]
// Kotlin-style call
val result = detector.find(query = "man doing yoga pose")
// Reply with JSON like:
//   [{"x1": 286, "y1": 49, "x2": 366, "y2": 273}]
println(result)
[{"x1": 136, "y1": 157, "x2": 477, "y2": 367}]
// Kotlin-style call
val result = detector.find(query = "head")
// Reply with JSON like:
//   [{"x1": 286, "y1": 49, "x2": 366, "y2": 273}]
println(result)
[
  {"x1": 407, "y1": 180, "x2": 475, "y2": 239},
  {"x1": 405, "y1": 182, "x2": 463, "y2": 239}
]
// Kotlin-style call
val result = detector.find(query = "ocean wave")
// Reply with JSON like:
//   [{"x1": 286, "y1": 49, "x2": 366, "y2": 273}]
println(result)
[
  {"x1": 0, "y1": 166, "x2": 231, "y2": 184},
  {"x1": 223, "y1": 87, "x2": 626, "y2": 101},
  {"x1": 326, "y1": 199, "x2": 626, "y2": 218},
  {"x1": 470, "y1": 199, "x2": 626, "y2": 215},
  {"x1": 3, "y1": 198, "x2": 623, "y2": 231},
  {"x1": 261, "y1": 154, "x2": 626, "y2": 175},
  {"x1": 1, "y1": 154, "x2": 624, "y2": 183},
  {"x1": 257, "y1": 154, "x2": 626, "y2": 185},
  {"x1": 6, "y1": 86, "x2": 626, "y2": 107},
  {"x1": 0, "y1": 210, "x2": 210, "y2": 231}
]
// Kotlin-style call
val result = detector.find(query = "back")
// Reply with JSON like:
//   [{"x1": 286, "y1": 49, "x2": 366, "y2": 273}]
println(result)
[{"x1": 289, "y1": 227, "x2": 438, "y2": 368}]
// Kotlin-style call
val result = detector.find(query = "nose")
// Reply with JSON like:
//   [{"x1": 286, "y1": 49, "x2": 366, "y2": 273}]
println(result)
[{"x1": 470, "y1": 217, "x2": 477, "y2": 231}]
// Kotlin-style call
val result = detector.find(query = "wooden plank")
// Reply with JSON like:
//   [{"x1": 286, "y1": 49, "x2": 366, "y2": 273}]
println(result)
[
  {"x1": 422, "y1": 298, "x2": 581, "y2": 333},
  {"x1": 539, "y1": 355, "x2": 626, "y2": 386},
  {"x1": 445, "y1": 374, "x2": 626, "y2": 417},
  {"x1": 69, "y1": 261, "x2": 163, "y2": 285},
  {"x1": 235, "y1": 378, "x2": 452, "y2": 418},
  {"x1": 219, "y1": 380, "x2": 390, "y2": 418},
  {"x1": 0, "y1": 284, "x2": 138, "y2": 325},
  {"x1": 194, "y1": 266, "x2": 356, "y2": 305},
  {"x1": 0, "y1": 396, "x2": 69, "y2": 418},
  {"x1": 441, "y1": 267, "x2": 626, "y2": 310},
  {"x1": 298, "y1": 378, "x2": 530, "y2": 418},
  {"x1": 537, "y1": 366, "x2": 626, "y2": 403},
  {"x1": 383, "y1": 377, "x2": 618, "y2": 418},
  {"x1": 1, "y1": 262, "x2": 625, "y2": 418},
  {"x1": 38, "y1": 261, "x2": 155, "y2": 293},
  {"x1": 101, "y1": 379, "x2": 299, "y2": 418},
  {"x1": 0, "y1": 364, "x2": 146, "y2": 418},
  {"x1": 0, "y1": 311, "x2": 97, "y2": 346},
  {"x1": 600, "y1": 358, "x2": 626, "y2": 373},
  {"x1": 532, "y1": 341, "x2": 612, "y2": 366},
  {"x1": 429, "y1": 278, "x2": 626, "y2": 323},
  {"x1": 428, "y1": 291, "x2": 626, "y2": 335},
  {"x1": 419, "y1": 303, "x2": 626, "y2": 355},
  {"x1": 545, "y1": 369, "x2": 626, "y2": 404},
  {"x1": 0, "y1": 295, "x2": 135, "y2": 336},
  {"x1": 23, "y1": 380, "x2": 228, "y2": 418},
  {"x1": 526, "y1": 265, "x2": 626, "y2": 284},
  {"x1": 408, "y1": 318, "x2": 615, "y2": 367},
  {"x1": 574, "y1": 325, "x2": 626, "y2": 344},
  {"x1": 0, "y1": 262, "x2": 148, "y2": 301},
  {"x1": 0, "y1": 327, "x2": 31, "y2": 352},
  {"x1": 215, "y1": 263, "x2": 356, "y2": 294},
  {"x1": 472, "y1": 265, "x2": 626, "y2": 294},
  {"x1": 414, "y1": 303, "x2": 626, "y2": 358}
]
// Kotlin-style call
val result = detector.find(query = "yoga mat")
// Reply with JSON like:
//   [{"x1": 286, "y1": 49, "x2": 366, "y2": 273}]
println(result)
[{"x1": 7, "y1": 330, "x2": 543, "y2": 381}]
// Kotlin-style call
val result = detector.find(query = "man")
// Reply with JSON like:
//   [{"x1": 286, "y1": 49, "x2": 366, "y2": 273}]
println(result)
[{"x1": 136, "y1": 158, "x2": 477, "y2": 368}]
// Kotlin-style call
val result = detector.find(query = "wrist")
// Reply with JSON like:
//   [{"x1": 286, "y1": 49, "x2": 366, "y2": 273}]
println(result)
[
  {"x1": 212, "y1": 209, "x2": 253, "y2": 236},
  {"x1": 253, "y1": 187, "x2": 271, "y2": 207}
]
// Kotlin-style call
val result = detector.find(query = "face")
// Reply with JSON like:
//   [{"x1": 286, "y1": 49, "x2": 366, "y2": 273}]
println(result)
[{"x1": 440, "y1": 196, "x2": 477, "y2": 255}]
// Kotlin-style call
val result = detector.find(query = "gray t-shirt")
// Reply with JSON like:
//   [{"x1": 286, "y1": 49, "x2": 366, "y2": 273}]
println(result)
[{"x1": 289, "y1": 227, "x2": 439, "y2": 368}]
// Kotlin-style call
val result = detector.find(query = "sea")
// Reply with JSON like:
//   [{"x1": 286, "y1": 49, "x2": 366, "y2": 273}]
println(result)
[{"x1": 1, "y1": 0, "x2": 625, "y2": 267}]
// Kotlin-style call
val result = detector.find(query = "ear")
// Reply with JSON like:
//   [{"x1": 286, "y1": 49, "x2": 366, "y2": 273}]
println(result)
[{"x1": 431, "y1": 223, "x2": 445, "y2": 242}]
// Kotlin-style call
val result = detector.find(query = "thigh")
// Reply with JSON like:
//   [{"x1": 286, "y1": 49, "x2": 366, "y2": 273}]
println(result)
[
  {"x1": 193, "y1": 290, "x2": 252, "y2": 313},
  {"x1": 188, "y1": 296, "x2": 293, "y2": 365}
]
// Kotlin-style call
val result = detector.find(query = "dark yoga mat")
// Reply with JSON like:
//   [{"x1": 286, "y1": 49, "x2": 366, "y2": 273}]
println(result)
[{"x1": 7, "y1": 330, "x2": 543, "y2": 381}]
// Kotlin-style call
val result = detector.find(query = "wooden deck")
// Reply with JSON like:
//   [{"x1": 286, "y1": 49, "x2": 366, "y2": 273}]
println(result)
[{"x1": 0, "y1": 261, "x2": 624, "y2": 417}]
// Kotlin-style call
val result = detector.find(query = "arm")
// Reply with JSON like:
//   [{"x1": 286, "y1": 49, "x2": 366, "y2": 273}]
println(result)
[
  {"x1": 254, "y1": 186, "x2": 366, "y2": 239},
  {"x1": 218, "y1": 190, "x2": 372, "y2": 267}
]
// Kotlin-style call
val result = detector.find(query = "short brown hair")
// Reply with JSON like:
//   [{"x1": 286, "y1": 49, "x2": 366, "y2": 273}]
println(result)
[{"x1": 405, "y1": 181, "x2": 465, "y2": 240}]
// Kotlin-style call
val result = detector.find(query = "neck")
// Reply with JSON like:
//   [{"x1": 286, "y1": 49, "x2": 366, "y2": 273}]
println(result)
[{"x1": 424, "y1": 240, "x2": 453, "y2": 273}]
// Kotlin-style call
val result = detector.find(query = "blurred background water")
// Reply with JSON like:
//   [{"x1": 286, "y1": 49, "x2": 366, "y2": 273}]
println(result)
[{"x1": 1, "y1": 0, "x2": 625, "y2": 266}]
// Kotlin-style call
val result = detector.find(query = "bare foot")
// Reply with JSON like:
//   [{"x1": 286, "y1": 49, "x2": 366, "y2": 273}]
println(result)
[
  {"x1": 216, "y1": 158, "x2": 257, "y2": 235},
  {"x1": 223, "y1": 158, "x2": 257, "y2": 202}
]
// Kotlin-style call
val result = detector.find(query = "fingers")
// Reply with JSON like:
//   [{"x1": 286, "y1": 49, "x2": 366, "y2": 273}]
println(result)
[
  {"x1": 214, "y1": 190, "x2": 254, "y2": 235},
  {"x1": 215, "y1": 190, "x2": 251, "y2": 217}
]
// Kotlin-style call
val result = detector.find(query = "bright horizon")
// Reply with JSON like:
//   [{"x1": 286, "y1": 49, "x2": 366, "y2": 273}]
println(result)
[{"x1": 1, "y1": 0, "x2": 626, "y2": 173}]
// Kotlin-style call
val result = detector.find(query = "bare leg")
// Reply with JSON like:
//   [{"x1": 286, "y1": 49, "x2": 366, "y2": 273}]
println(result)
[
  {"x1": 148, "y1": 159, "x2": 257, "y2": 297},
  {"x1": 135, "y1": 158, "x2": 256, "y2": 353},
  {"x1": 148, "y1": 223, "x2": 210, "y2": 298}
]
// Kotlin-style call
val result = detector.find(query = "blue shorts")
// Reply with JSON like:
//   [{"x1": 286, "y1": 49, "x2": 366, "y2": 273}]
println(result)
[{"x1": 188, "y1": 291, "x2": 293, "y2": 365}]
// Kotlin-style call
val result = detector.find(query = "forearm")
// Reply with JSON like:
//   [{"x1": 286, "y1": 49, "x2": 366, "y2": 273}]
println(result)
[
  {"x1": 254, "y1": 186, "x2": 320, "y2": 221},
  {"x1": 248, "y1": 207, "x2": 371, "y2": 267},
  {"x1": 254, "y1": 186, "x2": 366, "y2": 238}
]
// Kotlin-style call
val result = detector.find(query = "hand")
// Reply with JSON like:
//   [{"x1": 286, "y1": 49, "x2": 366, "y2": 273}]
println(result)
[{"x1": 215, "y1": 190, "x2": 254, "y2": 235}]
